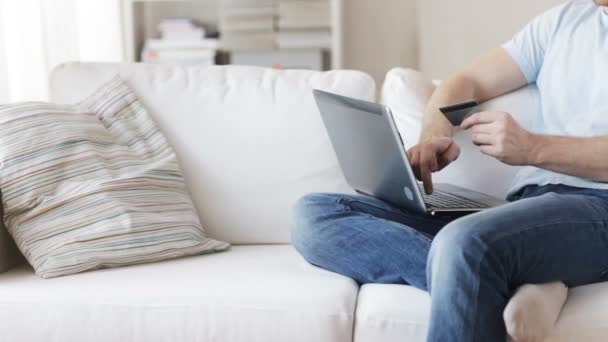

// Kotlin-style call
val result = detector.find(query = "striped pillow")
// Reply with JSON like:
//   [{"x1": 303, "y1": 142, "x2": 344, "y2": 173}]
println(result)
[{"x1": 0, "y1": 76, "x2": 230, "y2": 278}]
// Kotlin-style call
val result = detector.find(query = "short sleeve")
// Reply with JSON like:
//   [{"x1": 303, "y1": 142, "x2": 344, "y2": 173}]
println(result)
[{"x1": 502, "y1": 3, "x2": 567, "y2": 84}]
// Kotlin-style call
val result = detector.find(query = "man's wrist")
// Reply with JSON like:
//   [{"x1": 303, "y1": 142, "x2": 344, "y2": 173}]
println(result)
[
  {"x1": 419, "y1": 126, "x2": 453, "y2": 143},
  {"x1": 420, "y1": 110, "x2": 454, "y2": 141},
  {"x1": 526, "y1": 133, "x2": 546, "y2": 166}
]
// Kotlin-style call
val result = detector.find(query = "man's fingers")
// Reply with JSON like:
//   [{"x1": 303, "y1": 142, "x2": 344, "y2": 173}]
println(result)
[
  {"x1": 420, "y1": 164, "x2": 433, "y2": 194},
  {"x1": 480, "y1": 145, "x2": 500, "y2": 157},
  {"x1": 432, "y1": 136, "x2": 454, "y2": 152},
  {"x1": 409, "y1": 138, "x2": 460, "y2": 194},
  {"x1": 421, "y1": 146, "x2": 439, "y2": 173},
  {"x1": 461, "y1": 111, "x2": 496, "y2": 130},
  {"x1": 408, "y1": 148, "x2": 422, "y2": 180},
  {"x1": 470, "y1": 123, "x2": 496, "y2": 134},
  {"x1": 408, "y1": 147, "x2": 419, "y2": 165},
  {"x1": 438, "y1": 142, "x2": 460, "y2": 168},
  {"x1": 471, "y1": 133, "x2": 494, "y2": 146},
  {"x1": 420, "y1": 147, "x2": 437, "y2": 194}
]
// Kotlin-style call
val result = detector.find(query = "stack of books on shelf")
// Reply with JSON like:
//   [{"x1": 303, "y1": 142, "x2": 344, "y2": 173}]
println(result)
[
  {"x1": 219, "y1": 0, "x2": 277, "y2": 51},
  {"x1": 276, "y1": 0, "x2": 331, "y2": 49},
  {"x1": 141, "y1": 19, "x2": 219, "y2": 66}
]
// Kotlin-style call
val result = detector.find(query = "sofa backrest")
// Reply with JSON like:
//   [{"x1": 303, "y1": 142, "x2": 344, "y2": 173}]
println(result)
[
  {"x1": 49, "y1": 63, "x2": 375, "y2": 244},
  {"x1": 382, "y1": 68, "x2": 539, "y2": 198}
]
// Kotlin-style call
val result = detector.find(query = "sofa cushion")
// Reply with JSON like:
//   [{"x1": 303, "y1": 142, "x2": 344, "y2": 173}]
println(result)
[
  {"x1": 0, "y1": 245, "x2": 358, "y2": 342},
  {"x1": 49, "y1": 63, "x2": 375, "y2": 244},
  {"x1": 0, "y1": 76, "x2": 229, "y2": 278},
  {"x1": 381, "y1": 67, "x2": 538, "y2": 199},
  {"x1": 354, "y1": 284, "x2": 430, "y2": 342},
  {"x1": 355, "y1": 281, "x2": 608, "y2": 342},
  {"x1": 547, "y1": 282, "x2": 608, "y2": 341}
]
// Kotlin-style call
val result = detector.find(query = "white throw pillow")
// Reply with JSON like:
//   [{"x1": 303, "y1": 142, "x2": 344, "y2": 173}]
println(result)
[
  {"x1": 0, "y1": 76, "x2": 229, "y2": 278},
  {"x1": 380, "y1": 68, "x2": 435, "y2": 148}
]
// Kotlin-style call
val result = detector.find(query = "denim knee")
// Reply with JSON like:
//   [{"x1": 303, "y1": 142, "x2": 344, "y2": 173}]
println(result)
[
  {"x1": 291, "y1": 194, "x2": 316, "y2": 249},
  {"x1": 427, "y1": 218, "x2": 490, "y2": 290},
  {"x1": 291, "y1": 193, "x2": 340, "y2": 258}
]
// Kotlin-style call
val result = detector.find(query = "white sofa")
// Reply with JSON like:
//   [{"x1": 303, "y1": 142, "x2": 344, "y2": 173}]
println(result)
[{"x1": 0, "y1": 63, "x2": 607, "y2": 342}]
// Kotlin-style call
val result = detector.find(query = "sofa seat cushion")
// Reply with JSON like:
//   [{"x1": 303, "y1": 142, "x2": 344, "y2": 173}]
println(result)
[
  {"x1": 547, "y1": 282, "x2": 608, "y2": 341},
  {"x1": 0, "y1": 245, "x2": 358, "y2": 342},
  {"x1": 354, "y1": 282, "x2": 608, "y2": 342},
  {"x1": 354, "y1": 284, "x2": 430, "y2": 342}
]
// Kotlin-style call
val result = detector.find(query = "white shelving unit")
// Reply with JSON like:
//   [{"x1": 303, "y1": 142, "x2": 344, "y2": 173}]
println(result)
[{"x1": 120, "y1": 0, "x2": 343, "y2": 69}]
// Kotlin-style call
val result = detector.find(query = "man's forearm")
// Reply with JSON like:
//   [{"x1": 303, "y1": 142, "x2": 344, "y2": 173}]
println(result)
[
  {"x1": 420, "y1": 76, "x2": 477, "y2": 141},
  {"x1": 420, "y1": 48, "x2": 528, "y2": 142},
  {"x1": 529, "y1": 134, "x2": 608, "y2": 182}
]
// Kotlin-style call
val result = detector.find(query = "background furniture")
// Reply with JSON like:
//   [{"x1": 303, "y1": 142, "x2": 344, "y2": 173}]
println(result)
[
  {"x1": 121, "y1": 0, "x2": 343, "y2": 70},
  {"x1": 121, "y1": 0, "x2": 570, "y2": 81}
]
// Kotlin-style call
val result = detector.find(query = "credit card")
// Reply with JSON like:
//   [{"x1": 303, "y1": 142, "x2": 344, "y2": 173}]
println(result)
[{"x1": 439, "y1": 100, "x2": 479, "y2": 126}]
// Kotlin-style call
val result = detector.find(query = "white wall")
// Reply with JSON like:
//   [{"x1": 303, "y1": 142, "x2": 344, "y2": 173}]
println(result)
[
  {"x1": 339, "y1": 0, "x2": 563, "y2": 84},
  {"x1": 0, "y1": 0, "x2": 123, "y2": 102},
  {"x1": 342, "y1": 0, "x2": 418, "y2": 85},
  {"x1": 417, "y1": 0, "x2": 564, "y2": 79}
]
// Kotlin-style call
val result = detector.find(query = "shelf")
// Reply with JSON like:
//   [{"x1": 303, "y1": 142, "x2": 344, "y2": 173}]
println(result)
[{"x1": 120, "y1": 0, "x2": 343, "y2": 69}]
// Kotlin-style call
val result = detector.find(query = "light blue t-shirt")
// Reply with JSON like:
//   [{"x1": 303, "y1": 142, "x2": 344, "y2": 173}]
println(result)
[{"x1": 502, "y1": 0, "x2": 608, "y2": 194}]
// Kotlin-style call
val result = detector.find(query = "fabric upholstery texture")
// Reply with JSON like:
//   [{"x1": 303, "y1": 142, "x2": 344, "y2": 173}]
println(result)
[
  {"x1": 49, "y1": 63, "x2": 375, "y2": 244},
  {"x1": 0, "y1": 245, "x2": 358, "y2": 342},
  {"x1": 0, "y1": 76, "x2": 229, "y2": 278},
  {"x1": 354, "y1": 284, "x2": 431, "y2": 342}
]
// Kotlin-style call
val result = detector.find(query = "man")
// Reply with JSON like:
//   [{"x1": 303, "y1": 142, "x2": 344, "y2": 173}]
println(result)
[{"x1": 291, "y1": 1, "x2": 608, "y2": 341}]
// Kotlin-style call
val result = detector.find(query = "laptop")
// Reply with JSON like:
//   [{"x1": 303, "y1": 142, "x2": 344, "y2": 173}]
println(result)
[{"x1": 312, "y1": 89, "x2": 507, "y2": 216}]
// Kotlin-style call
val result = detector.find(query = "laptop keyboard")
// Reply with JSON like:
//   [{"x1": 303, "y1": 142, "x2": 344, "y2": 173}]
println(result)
[{"x1": 418, "y1": 184, "x2": 490, "y2": 209}]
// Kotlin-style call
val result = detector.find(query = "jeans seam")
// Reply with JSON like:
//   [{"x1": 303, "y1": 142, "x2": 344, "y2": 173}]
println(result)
[
  {"x1": 336, "y1": 197, "x2": 434, "y2": 242},
  {"x1": 336, "y1": 197, "x2": 449, "y2": 225},
  {"x1": 487, "y1": 218, "x2": 608, "y2": 245},
  {"x1": 391, "y1": 219, "x2": 433, "y2": 243},
  {"x1": 471, "y1": 243, "x2": 488, "y2": 342}
]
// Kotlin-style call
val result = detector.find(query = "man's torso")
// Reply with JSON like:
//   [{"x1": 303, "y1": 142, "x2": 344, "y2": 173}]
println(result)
[{"x1": 510, "y1": 1, "x2": 608, "y2": 193}]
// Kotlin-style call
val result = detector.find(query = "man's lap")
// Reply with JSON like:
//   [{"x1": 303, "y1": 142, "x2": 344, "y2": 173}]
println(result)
[
  {"x1": 294, "y1": 185, "x2": 608, "y2": 287},
  {"x1": 434, "y1": 185, "x2": 608, "y2": 286},
  {"x1": 305, "y1": 192, "x2": 450, "y2": 237},
  {"x1": 300, "y1": 185, "x2": 608, "y2": 235}
]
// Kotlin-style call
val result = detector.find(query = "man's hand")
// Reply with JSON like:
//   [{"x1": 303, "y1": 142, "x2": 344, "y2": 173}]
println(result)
[
  {"x1": 461, "y1": 111, "x2": 536, "y2": 165},
  {"x1": 408, "y1": 137, "x2": 460, "y2": 194},
  {"x1": 412, "y1": 48, "x2": 527, "y2": 193}
]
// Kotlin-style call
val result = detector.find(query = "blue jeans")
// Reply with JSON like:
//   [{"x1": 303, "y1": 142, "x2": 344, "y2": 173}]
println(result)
[{"x1": 291, "y1": 184, "x2": 608, "y2": 342}]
